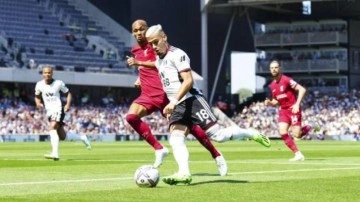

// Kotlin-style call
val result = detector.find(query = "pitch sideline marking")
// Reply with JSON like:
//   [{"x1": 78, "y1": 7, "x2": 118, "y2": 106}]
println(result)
[
  {"x1": 1, "y1": 166, "x2": 360, "y2": 186},
  {"x1": 2, "y1": 158, "x2": 360, "y2": 166}
]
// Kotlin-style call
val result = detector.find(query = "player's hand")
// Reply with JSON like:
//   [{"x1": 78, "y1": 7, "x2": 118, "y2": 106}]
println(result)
[
  {"x1": 163, "y1": 103, "x2": 175, "y2": 119},
  {"x1": 126, "y1": 56, "x2": 138, "y2": 67},
  {"x1": 36, "y1": 103, "x2": 44, "y2": 112},
  {"x1": 264, "y1": 98, "x2": 271, "y2": 106},
  {"x1": 290, "y1": 103, "x2": 300, "y2": 113},
  {"x1": 134, "y1": 80, "x2": 141, "y2": 88},
  {"x1": 64, "y1": 104, "x2": 71, "y2": 112}
]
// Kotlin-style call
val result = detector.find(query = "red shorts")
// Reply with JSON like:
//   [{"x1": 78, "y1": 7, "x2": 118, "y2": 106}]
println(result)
[
  {"x1": 133, "y1": 93, "x2": 169, "y2": 114},
  {"x1": 278, "y1": 108, "x2": 302, "y2": 126}
]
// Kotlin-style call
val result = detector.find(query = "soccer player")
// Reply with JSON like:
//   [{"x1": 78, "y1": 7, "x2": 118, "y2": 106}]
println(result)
[
  {"x1": 264, "y1": 60, "x2": 313, "y2": 161},
  {"x1": 35, "y1": 65, "x2": 91, "y2": 161},
  {"x1": 145, "y1": 24, "x2": 271, "y2": 185},
  {"x1": 126, "y1": 19, "x2": 227, "y2": 175}
]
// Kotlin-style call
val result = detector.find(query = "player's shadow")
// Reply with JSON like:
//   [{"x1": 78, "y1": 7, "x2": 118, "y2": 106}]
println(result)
[
  {"x1": 190, "y1": 179, "x2": 248, "y2": 186},
  {"x1": 192, "y1": 173, "x2": 221, "y2": 177},
  {"x1": 190, "y1": 173, "x2": 248, "y2": 185}
]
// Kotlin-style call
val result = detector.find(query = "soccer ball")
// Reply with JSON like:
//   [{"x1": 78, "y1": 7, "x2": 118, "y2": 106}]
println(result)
[{"x1": 134, "y1": 165, "x2": 160, "y2": 188}]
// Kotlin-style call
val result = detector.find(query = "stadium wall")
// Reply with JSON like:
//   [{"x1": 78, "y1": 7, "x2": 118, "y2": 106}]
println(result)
[{"x1": 0, "y1": 68, "x2": 137, "y2": 87}]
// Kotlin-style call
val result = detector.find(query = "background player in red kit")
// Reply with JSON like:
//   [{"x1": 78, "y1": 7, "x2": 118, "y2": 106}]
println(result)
[
  {"x1": 126, "y1": 19, "x2": 227, "y2": 175},
  {"x1": 264, "y1": 60, "x2": 314, "y2": 161}
]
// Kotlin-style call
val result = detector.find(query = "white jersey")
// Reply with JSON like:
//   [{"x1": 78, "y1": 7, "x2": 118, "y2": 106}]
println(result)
[
  {"x1": 35, "y1": 79, "x2": 68, "y2": 116},
  {"x1": 155, "y1": 46, "x2": 201, "y2": 103}
]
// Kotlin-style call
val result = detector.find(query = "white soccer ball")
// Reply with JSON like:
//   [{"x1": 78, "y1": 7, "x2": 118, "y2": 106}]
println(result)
[{"x1": 134, "y1": 165, "x2": 160, "y2": 188}]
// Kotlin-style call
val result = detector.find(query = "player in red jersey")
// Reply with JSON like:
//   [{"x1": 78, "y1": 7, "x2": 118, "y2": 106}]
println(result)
[
  {"x1": 264, "y1": 60, "x2": 314, "y2": 161},
  {"x1": 125, "y1": 19, "x2": 227, "y2": 175}
]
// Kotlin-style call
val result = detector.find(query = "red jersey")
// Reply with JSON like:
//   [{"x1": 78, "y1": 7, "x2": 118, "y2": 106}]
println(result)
[
  {"x1": 269, "y1": 74, "x2": 298, "y2": 109},
  {"x1": 131, "y1": 43, "x2": 164, "y2": 97}
]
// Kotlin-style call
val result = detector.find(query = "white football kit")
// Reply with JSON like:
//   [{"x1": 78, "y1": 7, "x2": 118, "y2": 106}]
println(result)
[
  {"x1": 35, "y1": 79, "x2": 68, "y2": 122},
  {"x1": 154, "y1": 46, "x2": 201, "y2": 103}
]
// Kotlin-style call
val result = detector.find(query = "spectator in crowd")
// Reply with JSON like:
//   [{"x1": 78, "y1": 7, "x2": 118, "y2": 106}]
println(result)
[{"x1": 27, "y1": 59, "x2": 37, "y2": 69}]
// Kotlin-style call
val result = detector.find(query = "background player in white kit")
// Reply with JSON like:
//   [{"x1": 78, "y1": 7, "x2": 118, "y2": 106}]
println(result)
[
  {"x1": 35, "y1": 65, "x2": 91, "y2": 161},
  {"x1": 145, "y1": 25, "x2": 270, "y2": 185}
]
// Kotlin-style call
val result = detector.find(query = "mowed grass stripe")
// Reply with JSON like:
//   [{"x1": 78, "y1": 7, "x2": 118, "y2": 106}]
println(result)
[{"x1": 0, "y1": 141, "x2": 359, "y2": 201}]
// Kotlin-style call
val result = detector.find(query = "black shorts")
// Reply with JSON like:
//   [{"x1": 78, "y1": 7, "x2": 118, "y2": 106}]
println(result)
[
  {"x1": 47, "y1": 107, "x2": 65, "y2": 125},
  {"x1": 169, "y1": 95, "x2": 217, "y2": 129}
]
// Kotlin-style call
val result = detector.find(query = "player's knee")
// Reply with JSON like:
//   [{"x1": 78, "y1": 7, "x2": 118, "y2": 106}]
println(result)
[
  {"x1": 125, "y1": 114, "x2": 139, "y2": 124},
  {"x1": 206, "y1": 124, "x2": 227, "y2": 143}
]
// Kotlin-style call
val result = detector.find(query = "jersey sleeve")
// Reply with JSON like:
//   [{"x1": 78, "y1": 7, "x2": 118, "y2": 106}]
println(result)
[
  {"x1": 286, "y1": 77, "x2": 298, "y2": 89},
  {"x1": 59, "y1": 81, "x2": 69, "y2": 93},
  {"x1": 34, "y1": 82, "x2": 41, "y2": 95},
  {"x1": 173, "y1": 49, "x2": 191, "y2": 72}
]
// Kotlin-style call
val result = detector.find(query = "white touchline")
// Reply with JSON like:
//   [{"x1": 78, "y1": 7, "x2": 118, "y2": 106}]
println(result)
[
  {"x1": 0, "y1": 177, "x2": 133, "y2": 186},
  {"x1": 230, "y1": 167, "x2": 360, "y2": 175},
  {"x1": 2, "y1": 158, "x2": 360, "y2": 167},
  {"x1": 1, "y1": 167, "x2": 359, "y2": 186}
]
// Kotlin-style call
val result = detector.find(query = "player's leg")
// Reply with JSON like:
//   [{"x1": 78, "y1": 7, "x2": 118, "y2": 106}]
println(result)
[
  {"x1": 64, "y1": 130, "x2": 92, "y2": 150},
  {"x1": 44, "y1": 120, "x2": 60, "y2": 161},
  {"x1": 190, "y1": 124, "x2": 228, "y2": 176},
  {"x1": 278, "y1": 119, "x2": 304, "y2": 161},
  {"x1": 57, "y1": 124, "x2": 66, "y2": 141},
  {"x1": 206, "y1": 124, "x2": 270, "y2": 146},
  {"x1": 126, "y1": 99, "x2": 168, "y2": 168},
  {"x1": 192, "y1": 95, "x2": 270, "y2": 147},
  {"x1": 289, "y1": 125, "x2": 305, "y2": 161},
  {"x1": 162, "y1": 124, "x2": 192, "y2": 185},
  {"x1": 299, "y1": 120, "x2": 320, "y2": 138}
]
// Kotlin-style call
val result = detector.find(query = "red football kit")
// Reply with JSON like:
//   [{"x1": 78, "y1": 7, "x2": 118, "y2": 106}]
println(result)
[
  {"x1": 269, "y1": 74, "x2": 302, "y2": 126},
  {"x1": 131, "y1": 43, "x2": 168, "y2": 113}
]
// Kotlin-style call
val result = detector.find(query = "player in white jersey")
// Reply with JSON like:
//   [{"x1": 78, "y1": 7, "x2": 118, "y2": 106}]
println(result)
[
  {"x1": 35, "y1": 65, "x2": 91, "y2": 161},
  {"x1": 146, "y1": 24, "x2": 271, "y2": 185}
]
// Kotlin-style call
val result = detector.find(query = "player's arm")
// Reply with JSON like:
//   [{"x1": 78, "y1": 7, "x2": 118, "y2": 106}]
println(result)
[
  {"x1": 63, "y1": 91, "x2": 72, "y2": 112},
  {"x1": 174, "y1": 70, "x2": 193, "y2": 102},
  {"x1": 264, "y1": 98, "x2": 279, "y2": 107},
  {"x1": 163, "y1": 70, "x2": 193, "y2": 117},
  {"x1": 34, "y1": 94, "x2": 43, "y2": 111},
  {"x1": 126, "y1": 56, "x2": 156, "y2": 68},
  {"x1": 134, "y1": 76, "x2": 141, "y2": 88},
  {"x1": 291, "y1": 84, "x2": 306, "y2": 113}
]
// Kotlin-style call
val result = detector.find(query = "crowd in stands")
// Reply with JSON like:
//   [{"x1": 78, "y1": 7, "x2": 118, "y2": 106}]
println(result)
[{"x1": 0, "y1": 89, "x2": 359, "y2": 141}]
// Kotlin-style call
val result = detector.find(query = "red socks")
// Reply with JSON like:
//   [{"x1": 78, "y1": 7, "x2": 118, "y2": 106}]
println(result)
[
  {"x1": 190, "y1": 125, "x2": 221, "y2": 159},
  {"x1": 125, "y1": 114, "x2": 163, "y2": 150},
  {"x1": 281, "y1": 134, "x2": 298, "y2": 153},
  {"x1": 301, "y1": 125, "x2": 312, "y2": 137}
]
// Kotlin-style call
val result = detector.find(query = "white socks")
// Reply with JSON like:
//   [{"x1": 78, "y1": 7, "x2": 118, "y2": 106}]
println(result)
[
  {"x1": 49, "y1": 129, "x2": 59, "y2": 158},
  {"x1": 169, "y1": 133, "x2": 190, "y2": 176},
  {"x1": 80, "y1": 135, "x2": 90, "y2": 145},
  {"x1": 206, "y1": 124, "x2": 257, "y2": 142}
]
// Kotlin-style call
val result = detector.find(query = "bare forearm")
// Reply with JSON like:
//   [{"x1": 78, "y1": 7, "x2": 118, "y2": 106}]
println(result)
[
  {"x1": 66, "y1": 92, "x2": 72, "y2": 106},
  {"x1": 137, "y1": 60, "x2": 155, "y2": 68},
  {"x1": 34, "y1": 96, "x2": 42, "y2": 106},
  {"x1": 295, "y1": 87, "x2": 306, "y2": 105},
  {"x1": 175, "y1": 79, "x2": 193, "y2": 102}
]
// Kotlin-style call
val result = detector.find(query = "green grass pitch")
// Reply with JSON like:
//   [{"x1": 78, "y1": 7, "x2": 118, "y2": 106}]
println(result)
[{"x1": 0, "y1": 140, "x2": 359, "y2": 202}]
